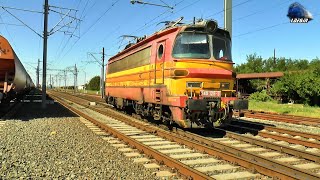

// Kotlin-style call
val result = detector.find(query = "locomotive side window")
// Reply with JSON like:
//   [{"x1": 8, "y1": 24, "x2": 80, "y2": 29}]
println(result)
[
  {"x1": 212, "y1": 36, "x2": 232, "y2": 61},
  {"x1": 158, "y1": 44, "x2": 164, "y2": 60},
  {"x1": 172, "y1": 33, "x2": 210, "y2": 59},
  {"x1": 108, "y1": 46, "x2": 151, "y2": 74}
]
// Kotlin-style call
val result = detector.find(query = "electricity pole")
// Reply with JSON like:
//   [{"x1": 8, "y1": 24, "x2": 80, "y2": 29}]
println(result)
[
  {"x1": 74, "y1": 64, "x2": 77, "y2": 94},
  {"x1": 86, "y1": 48, "x2": 106, "y2": 98},
  {"x1": 101, "y1": 47, "x2": 105, "y2": 99},
  {"x1": 59, "y1": 76, "x2": 61, "y2": 88},
  {"x1": 55, "y1": 75, "x2": 58, "y2": 89},
  {"x1": 36, "y1": 59, "x2": 40, "y2": 88},
  {"x1": 84, "y1": 71, "x2": 86, "y2": 85},
  {"x1": 273, "y1": 48, "x2": 276, "y2": 64},
  {"x1": 49, "y1": 74, "x2": 52, "y2": 88},
  {"x1": 64, "y1": 70, "x2": 67, "y2": 91},
  {"x1": 224, "y1": 0, "x2": 232, "y2": 37},
  {"x1": 41, "y1": 0, "x2": 49, "y2": 108}
]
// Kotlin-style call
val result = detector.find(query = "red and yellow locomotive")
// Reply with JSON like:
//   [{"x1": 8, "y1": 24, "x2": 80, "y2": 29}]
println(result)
[{"x1": 105, "y1": 19, "x2": 248, "y2": 128}]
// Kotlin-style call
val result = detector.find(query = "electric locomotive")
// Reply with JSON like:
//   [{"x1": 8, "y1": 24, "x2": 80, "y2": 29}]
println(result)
[{"x1": 105, "y1": 18, "x2": 248, "y2": 128}]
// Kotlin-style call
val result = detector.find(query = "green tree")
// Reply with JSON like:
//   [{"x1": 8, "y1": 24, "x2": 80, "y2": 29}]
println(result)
[
  {"x1": 271, "y1": 71, "x2": 320, "y2": 105},
  {"x1": 235, "y1": 54, "x2": 320, "y2": 105},
  {"x1": 235, "y1": 54, "x2": 264, "y2": 73},
  {"x1": 87, "y1": 76, "x2": 100, "y2": 90}
]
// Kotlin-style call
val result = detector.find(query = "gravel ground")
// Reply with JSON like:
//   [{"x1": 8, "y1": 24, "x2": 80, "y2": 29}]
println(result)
[{"x1": 0, "y1": 102, "x2": 157, "y2": 179}]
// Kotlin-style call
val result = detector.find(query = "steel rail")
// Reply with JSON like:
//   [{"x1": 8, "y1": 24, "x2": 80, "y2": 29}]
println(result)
[
  {"x1": 50, "y1": 92, "x2": 289, "y2": 179},
  {"x1": 247, "y1": 110, "x2": 320, "y2": 122},
  {"x1": 75, "y1": 93, "x2": 320, "y2": 143},
  {"x1": 244, "y1": 113, "x2": 320, "y2": 126},
  {"x1": 49, "y1": 91, "x2": 320, "y2": 180},
  {"x1": 228, "y1": 124, "x2": 320, "y2": 149},
  {"x1": 171, "y1": 129, "x2": 320, "y2": 180},
  {"x1": 50, "y1": 93, "x2": 212, "y2": 180},
  {"x1": 263, "y1": 126, "x2": 320, "y2": 141},
  {"x1": 75, "y1": 92, "x2": 320, "y2": 147},
  {"x1": 221, "y1": 128, "x2": 320, "y2": 163},
  {"x1": 232, "y1": 119, "x2": 320, "y2": 141}
]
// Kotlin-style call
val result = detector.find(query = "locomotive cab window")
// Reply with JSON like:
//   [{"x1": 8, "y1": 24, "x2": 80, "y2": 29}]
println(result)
[
  {"x1": 172, "y1": 32, "x2": 210, "y2": 59},
  {"x1": 158, "y1": 44, "x2": 164, "y2": 59},
  {"x1": 212, "y1": 35, "x2": 232, "y2": 61}
]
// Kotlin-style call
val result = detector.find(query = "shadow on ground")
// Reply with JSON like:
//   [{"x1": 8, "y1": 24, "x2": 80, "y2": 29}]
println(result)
[{"x1": 5, "y1": 95, "x2": 78, "y2": 121}]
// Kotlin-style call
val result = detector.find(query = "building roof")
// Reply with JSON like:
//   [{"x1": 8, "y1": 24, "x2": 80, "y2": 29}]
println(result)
[{"x1": 236, "y1": 72, "x2": 284, "y2": 79}]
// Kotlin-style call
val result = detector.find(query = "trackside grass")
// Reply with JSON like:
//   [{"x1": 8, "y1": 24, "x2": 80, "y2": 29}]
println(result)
[{"x1": 249, "y1": 100, "x2": 320, "y2": 118}]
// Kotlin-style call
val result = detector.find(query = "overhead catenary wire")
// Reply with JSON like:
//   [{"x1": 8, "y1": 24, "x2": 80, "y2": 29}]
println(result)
[
  {"x1": 234, "y1": 21, "x2": 290, "y2": 38},
  {"x1": 205, "y1": 0, "x2": 253, "y2": 18},
  {"x1": 234, "y1": 12, "x2": 320, "y2": 38},
  {"x1": 58, "y1": 0, "x2": 187, "y2": 62},
  {"x1": 111, "y1": 0, "x2": 197, "y2": 51},
  {"x1": 81, "y1": 0, "x2": 98, "y2": 20},
  {"x1": 0, "y1": 6, "x2": 42, "y2": 14},
  {"x1": 53, "y1": 0, "x2": 89, "y2": 61},
  {"x1": 131, "y1": 8, "x2": 173, "y2": 35},
  {"x1": 79, "y1": 0, "x2": 120, "y2": 38},
  {"x1": 49, "y1": 5, "x2": 78, "y2": 12},
  {"x1": 0, "y1": 22, "x2": 24, "y2": 26},
  {"x1": 0, "y1": 14, "x2": 21, "y2": 56},
  {"x1": 60, "y1": 0, "x2": 119, "y2": 57},
  {"x1": 134, "y1": 0, "x2": 200, "y2": 31},
  {"x1": 1, "y1": 7, "x2": 43, "y2": 37},
  {"x1": 50, "y1": 9, "x2": 81, "y2": 21},
  {"x1": 233, "y1": 0, "x2": 293, "y2": 22},
  {"x1": 160, "y1": 0, "x2": 171, "y2": 8},
  {"x1": 58, "y1": 0, "x2": 120, "y2": 61},
  {"x1": 106, "y1": 0, "x2": 186, "y2": 51}
]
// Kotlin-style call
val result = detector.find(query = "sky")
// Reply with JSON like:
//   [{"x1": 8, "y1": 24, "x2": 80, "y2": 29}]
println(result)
[{"x1": 0, "y1": 0, "x2": 319, "y2": 86}]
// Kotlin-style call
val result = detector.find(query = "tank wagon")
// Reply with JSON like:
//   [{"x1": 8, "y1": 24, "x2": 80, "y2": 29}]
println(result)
[
  {"x1": 0, "y1": 35, "x2": 34, "y2": 104},
  {"x1": 105, "y1": 19, "x2": 248, "y2": 128}
]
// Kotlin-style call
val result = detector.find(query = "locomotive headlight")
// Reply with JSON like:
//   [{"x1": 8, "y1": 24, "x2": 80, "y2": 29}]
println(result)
[
  {"x1": 205, "y1": 20, "x2": 218, "y2": 33},
  {"x1": 220, "y1": 82, "x2": 230, "y2": 89},
  {"x1": 174, "y1": 69, "x2": 189, "y2": 76}
]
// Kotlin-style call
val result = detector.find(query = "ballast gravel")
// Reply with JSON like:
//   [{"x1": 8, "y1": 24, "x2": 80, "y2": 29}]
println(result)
[{"x1": 0, "y1": 102, "x2": 157, "y2": 179}]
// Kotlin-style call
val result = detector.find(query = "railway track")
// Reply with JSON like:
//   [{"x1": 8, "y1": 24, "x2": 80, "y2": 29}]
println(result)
[
  {"x1": 65, "y1": 93, "x2": 320, "y2": 148},
  {"x1": 229, "y1": 120, "x2": 320, "y2": 144},
  {"x1": 49, "y1": 90, "x2": 320, "y2": 179},
  {"x1": 68, "y1": 92, "x2": 320, "y2": 146},
  {"x1": 242, "y1": 110, "x2": 320, "y2": 126}
]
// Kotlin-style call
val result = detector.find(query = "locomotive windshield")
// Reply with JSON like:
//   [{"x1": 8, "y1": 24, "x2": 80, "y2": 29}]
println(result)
[
  {"x1": 172, "y1": 33, "x2": 210, "y2": 59},
  {"x1": 172, "y1": 32, "x2": 232, "y2": 61}
]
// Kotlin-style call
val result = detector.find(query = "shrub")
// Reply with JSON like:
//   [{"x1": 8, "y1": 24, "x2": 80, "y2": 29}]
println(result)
[{"x1": 249, "y1": 90, "x2": 273, "y2": 102}]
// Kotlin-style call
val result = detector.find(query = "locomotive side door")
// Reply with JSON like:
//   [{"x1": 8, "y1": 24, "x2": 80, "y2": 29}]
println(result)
[{"x1": 154, "y1": 41, "x2": 165, "y2": 84}]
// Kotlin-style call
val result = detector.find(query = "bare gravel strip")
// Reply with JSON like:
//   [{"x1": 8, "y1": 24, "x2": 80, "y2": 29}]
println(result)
[{"x1": 0, "y1": 102, "x2": 157, "y2": 179}]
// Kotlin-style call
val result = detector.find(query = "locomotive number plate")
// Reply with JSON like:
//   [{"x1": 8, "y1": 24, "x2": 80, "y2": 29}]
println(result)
[{"x1": 201, "y1": 90, "x2": 221, "y2": 97}]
